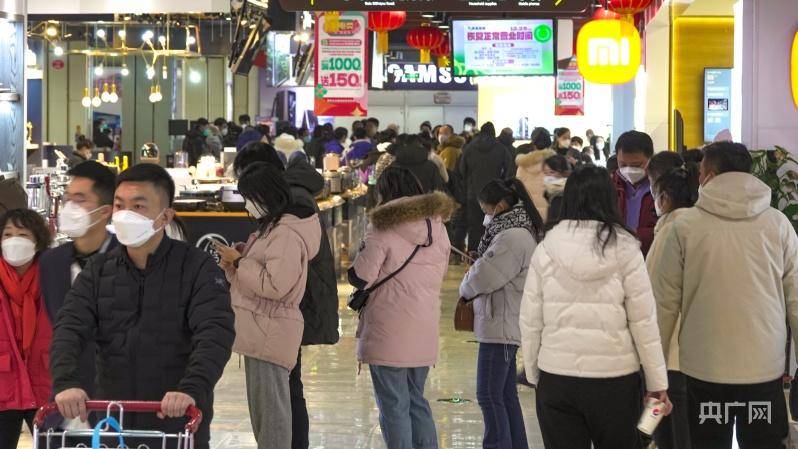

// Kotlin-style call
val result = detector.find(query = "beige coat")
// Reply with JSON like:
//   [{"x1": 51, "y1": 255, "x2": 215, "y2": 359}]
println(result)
[
  {"x1": 651, "y1": 172, "x2": 798, "y2": 384},
  {"x1": 516, "y1": 149, "x2": 555, "y2": 219},
  {"x1": 227, "y1": 213, "x2": 321, "y2": 370}
]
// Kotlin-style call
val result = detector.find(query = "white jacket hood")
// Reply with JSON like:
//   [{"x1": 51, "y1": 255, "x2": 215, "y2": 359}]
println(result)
[
  {"x1": 542, "y1": 220, "x2": 640, "y2": 282},
  {"x1": 696, "y1": 172, "x2": 771, "y2": 219}
]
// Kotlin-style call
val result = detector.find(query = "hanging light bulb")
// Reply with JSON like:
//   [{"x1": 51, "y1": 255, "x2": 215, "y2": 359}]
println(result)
[
  {"x1": 121, "y1": 63, "x2": 130, "y2": 77},
  {"x1": 81, "y1": 87, "x2": 91, "y2": 108},
  {"x1": 187, "y1": 35, "x2": 196, "y2": 46},
  {"x1": 158, "y1": 35, "x2": 167, "y2": 46},
  {"x1": 146, "y1": 65, "x2": 155, "y2": 79},
  {"x1": 45, "y1": 25, "x2": 58, "y2": 37},
  {"x1": 101, "y1": 82, "x2": 111, "y2": 102},
  {"x1": 96, "y1": 28, "x2": 106, "y2": 40},
  {"x1": 109, "y1": 84, "x2": 119, "y2": 103},
  {"x1": 94, "y1": 65, "x2": 104, "y2": 76},
  {"x1": 142, "y1": 30, "x2": 154, "y2": 42},
  {"x1": 53, "y1": 44, "x2": 64, "y2": 56},
  {"x1": 154, "y1": 85, "x2": 163, "y2": 102},
  {"x1": 118, "y1": 29, "x2": 126, "y2": 39},
  {"x1": 162, "y1": 64, "x2": 168, "y2": 80},
  {"x1": 91, "y1": 88, "x2": 102, "y2": 107}
]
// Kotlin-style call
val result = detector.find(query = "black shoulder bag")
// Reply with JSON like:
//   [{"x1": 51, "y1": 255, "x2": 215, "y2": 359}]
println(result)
[{"x1": 348, "y1": 219, "x2": 432, "y2": 313}]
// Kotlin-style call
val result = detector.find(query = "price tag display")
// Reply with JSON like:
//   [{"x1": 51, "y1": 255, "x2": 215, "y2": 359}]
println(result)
[{"x1": 314, "y1": 13, "x2": 368, "y2": 117}]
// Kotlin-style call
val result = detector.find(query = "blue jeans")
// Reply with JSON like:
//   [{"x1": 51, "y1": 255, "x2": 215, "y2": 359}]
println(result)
[
  {"x1": 476, "y1": 343, "x2": 529, "y2": 449},
  {"x1": 369, "y1": 365, "x2": 439, "y2": 449}
]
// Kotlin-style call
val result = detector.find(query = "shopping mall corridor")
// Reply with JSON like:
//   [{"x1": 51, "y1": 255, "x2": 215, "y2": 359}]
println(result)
[{"x1": 18, "y1": 265, "x2": 545, "y2": 449}]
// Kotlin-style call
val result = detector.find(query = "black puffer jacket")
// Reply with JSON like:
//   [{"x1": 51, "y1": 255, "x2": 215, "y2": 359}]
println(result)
[
  {"x1": 50, "y1": 237, "x2": 235, "y2": 449},
  {"x1": 285, "y1": 158, "x2": 340, "y2": 345},
  {"x1": 393, "y1": 143, "x2": 447, "y2": 194},
  {"x1": 459, "y1": 133, "x2": 516, "y2": 200}
]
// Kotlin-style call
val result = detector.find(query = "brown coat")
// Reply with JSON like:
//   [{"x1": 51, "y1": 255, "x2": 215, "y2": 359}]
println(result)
[
  {"x1": 515, "y1": 149, "x2": 555, "y2": 219},
  {"x1": 439, "y1": 135, "x2": 465, "y2": 172}
]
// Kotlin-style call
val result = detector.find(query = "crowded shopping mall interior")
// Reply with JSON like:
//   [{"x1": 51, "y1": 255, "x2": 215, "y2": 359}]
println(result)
[{"x1": 2, "y1": 0, "x2": 798, "y2": 448}]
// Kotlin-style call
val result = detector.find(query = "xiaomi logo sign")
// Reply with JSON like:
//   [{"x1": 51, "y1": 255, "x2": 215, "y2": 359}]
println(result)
[
  {"x1": 577, "y1": 20, "x2": 641, "y2": 84},
  {"x1": 792, "y1": 31, "x2": 798, "y2": 108}
]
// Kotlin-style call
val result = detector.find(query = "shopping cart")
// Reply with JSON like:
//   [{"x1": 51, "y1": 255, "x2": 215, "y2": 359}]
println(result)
[{"x1": 32, "y1": 400, "x2": 202, "y2": 449}]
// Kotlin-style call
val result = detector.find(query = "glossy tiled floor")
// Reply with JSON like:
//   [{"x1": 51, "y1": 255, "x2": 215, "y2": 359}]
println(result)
[{"x1": 19, "y1": 265, "x2": 545, "y2": 449}]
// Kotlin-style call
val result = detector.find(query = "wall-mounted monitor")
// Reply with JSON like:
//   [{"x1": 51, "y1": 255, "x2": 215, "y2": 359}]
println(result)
[
  {"x1": 452, "y1": 19, "x2": 555, "y2": 77},
  {"x1": 703, "y1": 68, "x2": 732, "y2": 143}
]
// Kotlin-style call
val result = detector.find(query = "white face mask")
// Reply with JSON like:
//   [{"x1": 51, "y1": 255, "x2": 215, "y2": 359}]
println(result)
[
  {"x1": 619, "y1": 166, "x2": 647, "y2": 185},
  {"x1": 111, "y1": 210, "x2": 165, "y2": 248},
  {"x1": 653, "y1": 192, "x2": 663, "y2": 217},
  {"x1": 464, "y1": 124, "x2": 473, "y2": 133},
  {"x1": 559, "y1": 138, "x2": 571, "y2": 149},
  {"x1": 59, "y1": 202, "x2": 105, "y2": 238},
  {"x1": 221, "y1": 127, "x2": 229, "y2": 136},
  {"x1": 543, "y1": 175, "x2": 560, "y2": 186},
  {"x1": 2, "y1": 237, "x2": 36, "y2": 267},
  {"x1": 482, "y1": 214, "x2": 493, "y2": 227},
  {"x1": 245, "y1": 200, "x2": 267, "y2": 219}
]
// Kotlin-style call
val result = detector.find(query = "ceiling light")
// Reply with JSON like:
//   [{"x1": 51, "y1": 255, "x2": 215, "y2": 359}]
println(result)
[
  {"x1": 124, "y1": 16, "x2": 131, "y2": 21},
  {"x1": 53, "y1": 44, "x2": 64, "y2": 56},
  {"x1": 91, "y1": 88, "x2": 102, "y2": 107},
  {"x1": 148, "y1": 85, "x2": 162, "y2": 103},
  {"x1": 94, "y1": 65, "x2": 104, "y2": 76},
  {"x1": 439, "y1": 23, "x2": 450, "y2": 30},
  {"x1": 189, "y1": 70, "x2": 201, "y2": 84},
  {"x1": 118, "y1": 29, "x2": 126, "y2": 39},
  {"x1": 162, "y1": 64, "x2": 168, "y2": 80},
  {"x1": 101, "y1": 82, "x2": 111, "y2": 102},
  {"x1": 81, "y1": 88, "x2": 91, "y2": 108},
  {"x1": 121, "y1": 63, "x2": 129, "y2": 77},
  {"x1": 96, "y1": 29, "x2": 106, "y2": 39},
  {"x1": 45, "y1": 25, "x2": 58, "y2": 37},
  {"x1": 146, "y1": 65, "x2": 155, "y2": 79},
  {"x1": 109, "y1": 84, "x2": 119, "y2": 103},
  {"x1": 187, "y1": 35, "x2": 196, "y2": 46},
  {"x1": 420, "y1": 12, "x2": 435, "y2": 18},
  {"x1": 158, "y1": 35, "x2": 166, "y2": 45},
  {"x1": 142, "y1": 30, "x2": 154, "y2": 42}
]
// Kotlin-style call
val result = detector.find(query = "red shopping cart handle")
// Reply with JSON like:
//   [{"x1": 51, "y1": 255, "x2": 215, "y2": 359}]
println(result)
[{"x1": 33, "y1": 400, "x2": 203, "y2": 433}]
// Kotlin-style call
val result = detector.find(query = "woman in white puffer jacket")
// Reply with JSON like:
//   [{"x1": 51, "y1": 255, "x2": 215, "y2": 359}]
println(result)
[{"x1": 520, "y1": 165, "x2": 671, "y2": 449}]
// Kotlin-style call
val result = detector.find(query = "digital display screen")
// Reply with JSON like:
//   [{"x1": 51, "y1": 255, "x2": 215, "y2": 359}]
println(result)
[
  {"x1": 452, "y1": 19, "x2": 555, "y2": 77},
  {"x1": 703, "y1": 68, "x2": 732, "y2": 142}
]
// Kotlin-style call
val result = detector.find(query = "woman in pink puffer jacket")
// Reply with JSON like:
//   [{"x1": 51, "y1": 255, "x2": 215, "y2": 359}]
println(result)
[{"x1": 348, "y1": 166, "x2": 456, "y2": 449}]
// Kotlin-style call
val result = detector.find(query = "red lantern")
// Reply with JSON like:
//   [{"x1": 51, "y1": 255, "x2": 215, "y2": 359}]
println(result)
[
  {"x1": 406, "y1": 25, "x2": 445, "y2": 64},
  {"x1": 368, "y1": 11, "x2": 406, "y2": 54},
  {"x1": 607, "y1": 0, "x2": 652, "y2": 22},
  {"x1": 431, "y1": 38, "x2": 451, "y2": 68},
  {"x1": 593, "y1": 7, "x2": 622, "y2": 20}
]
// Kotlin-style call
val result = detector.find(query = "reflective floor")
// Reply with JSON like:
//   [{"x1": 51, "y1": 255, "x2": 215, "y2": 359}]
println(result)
[{"x1": 19, "y1": 265, "x2": 544, "y2": 449}]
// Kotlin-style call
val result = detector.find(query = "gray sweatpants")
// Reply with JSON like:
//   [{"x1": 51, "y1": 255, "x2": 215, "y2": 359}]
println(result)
[{"x1": 244, "y1": 356, "x2": 292, "y2": 449}]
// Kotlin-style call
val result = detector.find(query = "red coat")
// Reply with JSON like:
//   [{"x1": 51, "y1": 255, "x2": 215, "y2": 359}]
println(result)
[
  {"x1": 612, "y1": 171, "x2": 658, "y2": 256},
  {"x1": 0, "y1": 286, "x2": 53, "y2": 411}
]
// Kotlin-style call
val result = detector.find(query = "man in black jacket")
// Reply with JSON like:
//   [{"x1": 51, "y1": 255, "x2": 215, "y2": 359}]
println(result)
[
  {"x1": 393, "y1": 134, "x2": 447, "y2": 194},
  {"x1": 40, "y1": 161, "x2": 118, "y2": 400},
  {"x1": 234, "y1": 143, "x2": 339, "y2": 449},
  {"x1": 458, "y1": 122, "x2": 515, "y2": 252},
  {"x1": 50, "y1": 164, "x2": 235, "y2": 449}
]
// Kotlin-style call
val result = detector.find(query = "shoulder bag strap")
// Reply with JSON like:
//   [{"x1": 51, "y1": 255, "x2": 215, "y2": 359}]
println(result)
[{"x1": 366, "y1": 219, "x2": 433, "y2": 293}]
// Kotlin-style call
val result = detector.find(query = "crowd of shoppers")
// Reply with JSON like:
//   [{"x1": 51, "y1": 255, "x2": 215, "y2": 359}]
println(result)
[{"x1": 3, "y1": 113, "x2": 797, "y2": 449}]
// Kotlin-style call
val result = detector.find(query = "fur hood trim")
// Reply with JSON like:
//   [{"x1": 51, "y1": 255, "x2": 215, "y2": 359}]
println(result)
[
  {"x1": 443, "y1": 135, "x2": 466, "y2": 149},
  {"x1": 369, "y1": 192, "x2": 458, "y2": 231},
  {"x1": 516, "y1": 148, "x2": 555, "y2": 168}
]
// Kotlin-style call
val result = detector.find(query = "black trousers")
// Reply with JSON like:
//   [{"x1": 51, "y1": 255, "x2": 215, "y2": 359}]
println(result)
[
  {"x1": 449, "y1": 205, "x2": 468, "y2": 252},
  {"x1": 0, "y1": 409, "x2": 34, "y2": 449},
  {"x1": 654, "y1": 371, "x2": 692, "y2": 449},
  {"x1": 686, "y1": 375, "x2": 788, "y2": 449},
  {"x1": 536, "y1": 371, "x2": 644, "y2": 449},
  {"x1": 290, "y1": 348, "x2": 309, "y2": 449},
  {"x1": 465, "y1": 199, "x2": 485, "y2": 253}
]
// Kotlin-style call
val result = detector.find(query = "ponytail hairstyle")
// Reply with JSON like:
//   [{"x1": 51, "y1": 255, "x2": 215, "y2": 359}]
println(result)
[
  {"x1": 478, "y1": 178, "x2": 545, "y2": 242},
  {"x1": 654, "y1": 163, "x2": 700, "y2": 211},
  {"x1": 237, "y1": 162, "x2": 292, "y2": 236}
]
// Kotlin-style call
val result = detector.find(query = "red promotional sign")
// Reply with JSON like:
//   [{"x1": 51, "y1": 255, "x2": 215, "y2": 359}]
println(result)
[
  {"x1": 555, "y1": 57, "x2": 584, "y2": 116},
  {"x1": 51, "y1": 60, "x2": 64, "y2": 70},
  {"x1": 314, "y1": 12, "x2": 369, "y2": 117}
]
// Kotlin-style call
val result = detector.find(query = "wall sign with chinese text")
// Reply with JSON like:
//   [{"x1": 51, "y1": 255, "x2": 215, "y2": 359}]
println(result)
[
  {"x1": 314, "y1": 12, "x2": 369, "y2": 117},
  {"x1": 279, "y1": 0, "x2": 590, "y2": 13},
  {"x1": 555, "y1": 57, "x2": 584, "y2": 116}
]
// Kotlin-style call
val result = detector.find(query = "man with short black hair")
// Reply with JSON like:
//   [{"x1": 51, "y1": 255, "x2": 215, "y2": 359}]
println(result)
[
  {"x1": 50, "y1": 163, "x2": 234, "y2": 449},
  {"x1": 239, "y1": 114, "x2": 252, "y2": 129},
  {"x1": 365, "y1": 117, "x2": 380, "y2": 140},
  {"x1": 612, "y1": 130, "x2": 657, "y2": 254},
  {"x1": 651, "y1": 141, "x2": 798, "y2": 449}
]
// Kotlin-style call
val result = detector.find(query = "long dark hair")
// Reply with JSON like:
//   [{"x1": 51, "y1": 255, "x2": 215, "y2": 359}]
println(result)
[
  {"x1": 478, "y1": 178, "x2": 545, "y2": 242},
  {"x1": 654, "y1": 164, "x2": 700, "y2": 211},
  {"x1": 237, "y1": 162, "x2": 292, "y2": 236},
  {"x1": 557, "y1": 165, "x2": 634, "y2": 255},
  {"x1": 377, "y1": 166, "x2": 424, "y2": 203}
]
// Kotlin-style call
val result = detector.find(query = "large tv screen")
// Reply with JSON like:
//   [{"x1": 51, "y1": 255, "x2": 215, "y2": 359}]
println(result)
[
  {"x1": 703, "y1": 68, "x2": 732, "y2": 143},
  {"x1": 452, "y1": 19, "x2": 555, "y2": 77}
]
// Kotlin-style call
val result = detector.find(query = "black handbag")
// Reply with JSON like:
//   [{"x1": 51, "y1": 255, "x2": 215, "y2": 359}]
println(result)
[{"x1": 348, "y1": 219, "x2": 432, "y2": 313}]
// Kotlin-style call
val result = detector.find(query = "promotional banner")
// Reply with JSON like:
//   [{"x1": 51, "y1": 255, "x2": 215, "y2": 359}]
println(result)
[
  {"x1": 280, "y1": 0, "x2": 590, "y2": 13},
  {"x1": 555, "y1": 58, "x2": 584, "y2": 116},
  {"x1": 383, "y1": 62, "x2": 476, "y2": 90},
  {"x1": 452, "y1": 19, "x2": 555, "y2": 76},
  {"x1": 703, "y1": 68, "x2": 732, "y2": 142},
  {"x1": 314, "y1": 12, "x2": 368, "y2": 117}
]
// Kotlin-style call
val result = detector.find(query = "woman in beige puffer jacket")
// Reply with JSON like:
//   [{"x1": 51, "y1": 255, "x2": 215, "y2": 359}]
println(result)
[{"x1": 515, "y1": 149, "x2": 555, "y2": 219}]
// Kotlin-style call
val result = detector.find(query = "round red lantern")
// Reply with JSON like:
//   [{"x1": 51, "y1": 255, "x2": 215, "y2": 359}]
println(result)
[
  {"x1": 607, "y1": 0, "x2": 652, "y2": 16},
  {"x1": 406, "y1": 25, "x2": 445, "y2": 64},
  {"x1": 431, "y1": 38, "x2": 451, "y2": 68},
  {"x1": 368, "y1": 11, "x2": 406, "y2": 54},
  {"x1": 593, "y1": 6, "x2": 622, "y2": 20}
]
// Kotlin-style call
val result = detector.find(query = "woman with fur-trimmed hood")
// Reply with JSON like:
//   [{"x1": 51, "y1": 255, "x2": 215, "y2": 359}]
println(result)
[
  {"x1": 516, "y1": 148, "x2": 556, "y2": 219},
  {"x1": 348, "y1": 166, "x2": 456, "y2": 449}
]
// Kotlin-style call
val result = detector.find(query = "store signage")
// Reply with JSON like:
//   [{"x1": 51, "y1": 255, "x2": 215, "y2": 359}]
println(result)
[
  {"x1": 434, "y1": 92, "x2": 452, "y2": 104},
  {"x1": 704, "y1": 68, "x2": 732, "y2": 143},
  {"x1": 576, "y1": 19, "x2": 641, "y2": 84},
  {"x1": 383, "y1": 62, "x2": 476, "y2": 90},
  {"x1": 792, "y1": 30, "x2": 798, "y2": 108},
  {"x1": 314, "y1": 12, "x2": 368, "y2": 117},
  {"x1": 278, "y1": 0, "x2": 590, "y2": 13},
  {"x1": 555, "y1": 57, "x2": 584, "y2": 116}
]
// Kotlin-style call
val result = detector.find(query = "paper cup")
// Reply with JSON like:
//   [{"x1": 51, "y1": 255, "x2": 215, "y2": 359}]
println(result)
[{"x1": 637, "y1": 397, "x2": 666, "y2": 435}]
